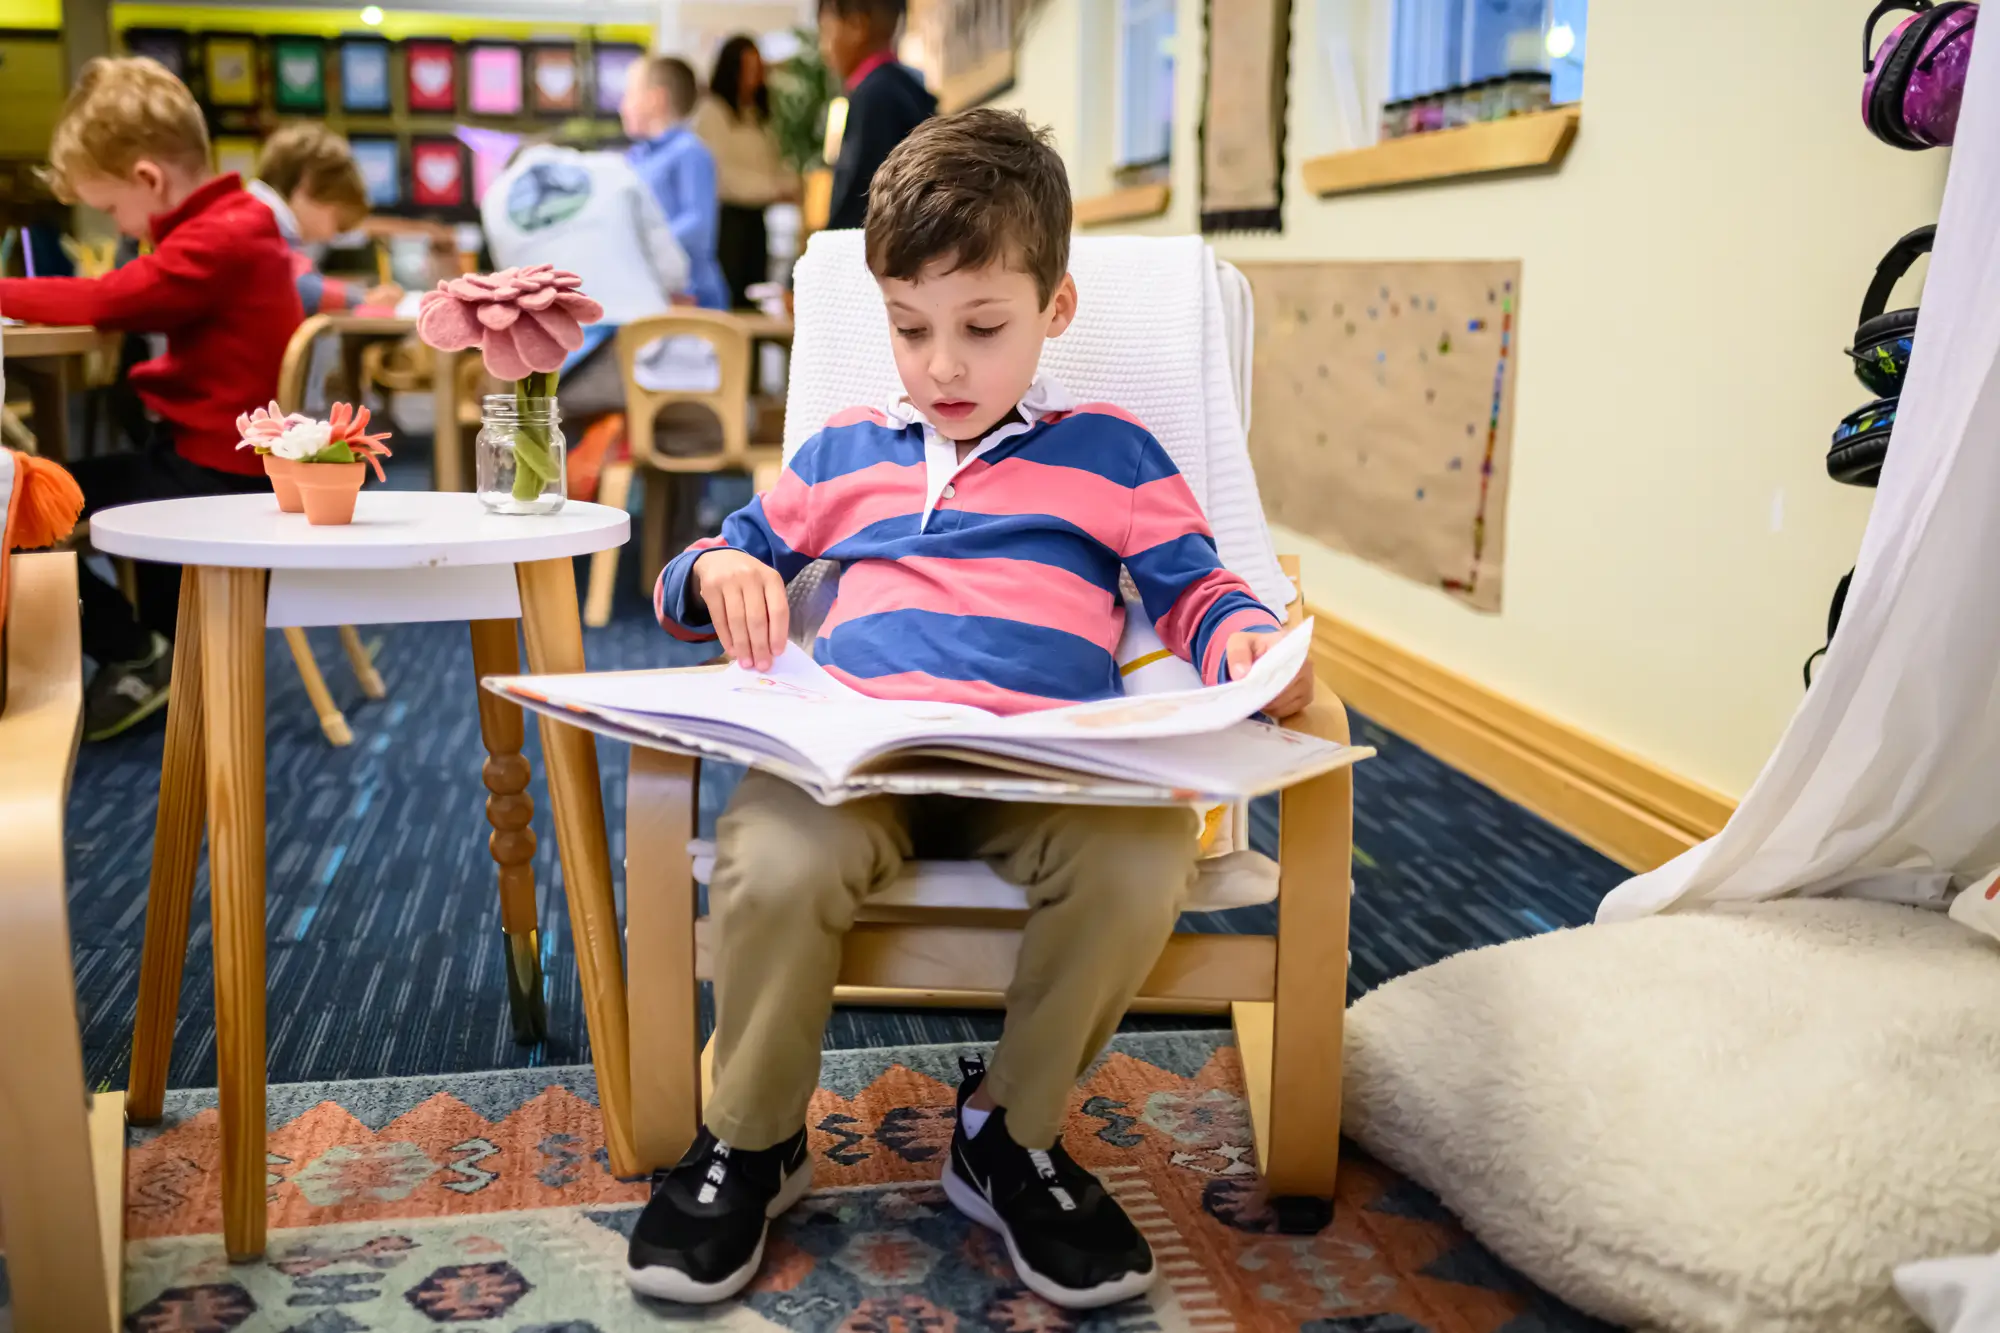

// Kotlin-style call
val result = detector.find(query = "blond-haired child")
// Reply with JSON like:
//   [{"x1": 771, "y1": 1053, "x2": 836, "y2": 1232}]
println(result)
[{"x1": 0, "y1": 56, "x2": 302, "y2": 740}]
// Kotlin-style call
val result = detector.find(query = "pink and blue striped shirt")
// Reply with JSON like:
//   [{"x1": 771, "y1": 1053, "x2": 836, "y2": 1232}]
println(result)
[{"x1": 655, "y1": 378, "x2": 1281, "y2": 714}]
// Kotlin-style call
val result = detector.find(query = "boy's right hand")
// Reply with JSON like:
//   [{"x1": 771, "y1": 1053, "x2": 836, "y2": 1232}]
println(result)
[{"x1": 690, "y1": 549, "x2": 790, "y2": 670}]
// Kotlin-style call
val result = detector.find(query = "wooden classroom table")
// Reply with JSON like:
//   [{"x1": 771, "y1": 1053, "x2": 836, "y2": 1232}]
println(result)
[
  {"x1": 90, "y1": 490, "x2": 631, "y2": 1262},
  {"x1": 1, "y1": 323, "x2": 117, "y2": 463}
]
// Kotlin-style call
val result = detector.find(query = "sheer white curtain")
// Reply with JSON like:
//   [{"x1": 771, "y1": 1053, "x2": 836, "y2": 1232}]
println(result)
[{"x1": 1599, "y1": 32, "x2": 2000, "y2": 922}]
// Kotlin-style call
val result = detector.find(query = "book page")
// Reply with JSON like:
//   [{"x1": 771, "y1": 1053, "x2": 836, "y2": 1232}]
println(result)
[{"x1": 487, "y1": 620, "x2": 1317, "y2": 783}]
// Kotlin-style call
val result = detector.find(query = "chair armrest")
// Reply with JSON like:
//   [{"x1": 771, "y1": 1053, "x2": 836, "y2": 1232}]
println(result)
[{"x1": 1279, "y1": 684, "x2": 1351, "y2": 747}]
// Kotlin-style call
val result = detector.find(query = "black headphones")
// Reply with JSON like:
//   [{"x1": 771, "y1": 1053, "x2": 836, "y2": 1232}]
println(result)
[
  {"x1": 1829, "y1": 225, "x2": 1931, "y2": 486},
  {"x1": 1863, "y1": 0, "x2": 1977, "y2": 149}
]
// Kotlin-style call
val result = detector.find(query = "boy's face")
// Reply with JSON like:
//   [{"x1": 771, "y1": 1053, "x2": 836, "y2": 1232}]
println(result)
[
  {"x1": 879, "y1": 259, "x2": 1077, "y2": 442},
  {"x1": 70, "y1": 161, "x2": 175, "y2": 240},
  {"x1": 620, "y1": 73, "x2": 669, "y2": 138},
  {"x1": 289, "y1": 190, "x2": 347, "y2": 244},
  {"x1": 818, "y1": 10, "x2": 876, "y2": 81}
]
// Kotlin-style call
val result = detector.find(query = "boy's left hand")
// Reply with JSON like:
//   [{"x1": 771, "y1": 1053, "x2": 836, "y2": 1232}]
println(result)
[{"x1": 1224, "y1": 630, "x2": 1315, "y2": 719}]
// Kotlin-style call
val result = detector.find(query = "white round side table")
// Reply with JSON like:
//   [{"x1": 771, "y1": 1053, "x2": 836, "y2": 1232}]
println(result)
[{"x1": 90, "y1": 490, "x2": 633, "y2": 1261}]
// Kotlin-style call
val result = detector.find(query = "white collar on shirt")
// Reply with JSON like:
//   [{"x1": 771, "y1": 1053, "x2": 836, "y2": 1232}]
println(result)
[{"x1": 884, "y1": 376, "x2": 1077, "y2": 531}]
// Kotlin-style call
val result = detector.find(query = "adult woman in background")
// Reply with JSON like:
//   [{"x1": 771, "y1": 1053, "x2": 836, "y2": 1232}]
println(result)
[{"x1": 691, "y1": 34, "x2": 798, "y2": 309}]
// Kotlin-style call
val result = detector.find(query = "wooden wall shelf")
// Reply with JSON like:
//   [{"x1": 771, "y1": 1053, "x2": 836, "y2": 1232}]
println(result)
[
  {"x1": 1074, "y1": 182, "x2": 1172, "y2": 228},
  {"x1": 1302, "y1": 106, "x2": 1580, "y2": 198}
]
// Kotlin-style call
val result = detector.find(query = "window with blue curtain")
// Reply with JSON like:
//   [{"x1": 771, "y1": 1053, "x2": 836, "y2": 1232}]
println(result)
[
  {"x1": 1387, "y1": 0, "x2": 1585, "y2": 102},
  {"x1": 1116, "y1": 0, "x2": 1177, "y2": 167}
]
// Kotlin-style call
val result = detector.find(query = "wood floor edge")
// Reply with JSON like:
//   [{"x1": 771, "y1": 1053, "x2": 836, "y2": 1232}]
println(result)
[{"x1": 1306, "y1": 609, "x2": 1734, "y2": 872}]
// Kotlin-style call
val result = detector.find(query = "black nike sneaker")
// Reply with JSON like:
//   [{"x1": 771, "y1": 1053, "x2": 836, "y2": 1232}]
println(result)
[
  {"x1": 627, "y1": 1125, "x2": 812, "y2": 1303},
  {"x1": 942, "y1": 1057, "x2": 1156, "y2": 1309}
]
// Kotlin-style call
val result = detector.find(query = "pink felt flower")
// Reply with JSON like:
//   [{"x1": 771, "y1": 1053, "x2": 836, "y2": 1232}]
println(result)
[
  {"x1": 235, "y1": 400, "x2": 313, "y2": 454},
  {"x1": 414, "y1": 264, "x2": 606, "y2": 381},
  {"x1": 327, "y1": 401, "x2": 394, "y2": 482}
]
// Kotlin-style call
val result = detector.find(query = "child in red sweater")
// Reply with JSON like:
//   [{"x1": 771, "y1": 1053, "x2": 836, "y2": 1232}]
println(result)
[{"x1": 0, "y1": 57, "x2": 302, "y2": 739}]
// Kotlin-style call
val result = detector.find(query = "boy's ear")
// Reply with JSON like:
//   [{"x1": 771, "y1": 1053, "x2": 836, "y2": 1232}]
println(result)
[
  {"x1": 1044, "y1": 273, "x2": 1078, "y2": 338},
  {"x1": 129, "y1": 159, "x2": 168, "y2": 195}
]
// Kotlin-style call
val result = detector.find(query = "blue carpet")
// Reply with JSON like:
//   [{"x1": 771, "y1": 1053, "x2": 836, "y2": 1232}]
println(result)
[{"x1": 65, "y1": 469, "x2": 1628, "y2": 1091}]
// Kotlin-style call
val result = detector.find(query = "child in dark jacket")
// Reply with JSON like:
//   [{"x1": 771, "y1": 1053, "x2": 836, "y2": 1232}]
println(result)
[
  {"x1": 0, "y1": 56, "x2": 303, "y2": 739},
  {"x1": 819, "y1": 0, "x2": 937, "y2": 230}
]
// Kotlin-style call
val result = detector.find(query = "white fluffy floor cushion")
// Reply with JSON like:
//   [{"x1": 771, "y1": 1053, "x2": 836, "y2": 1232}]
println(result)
[{"x1": 1342, "y1": 900, "x2": 2000, "y2": 1333}]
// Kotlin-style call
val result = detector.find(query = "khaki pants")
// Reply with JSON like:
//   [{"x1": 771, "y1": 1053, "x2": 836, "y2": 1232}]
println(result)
[{"x1": 705, "y1": 772, "x2": 1199, "y2": 1151}]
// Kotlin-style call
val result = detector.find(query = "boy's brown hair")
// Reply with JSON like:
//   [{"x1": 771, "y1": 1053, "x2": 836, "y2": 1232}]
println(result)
[
  {"x1": 864, "y1": 109, "x2": 1071, "y2": 308},
  {"x1": 45, "y1": 56, "x2": 210, "y2": 201},
  {"x1": 256, "y1": 124, "x2": 370, "y2": 228},
  {"x1": 640, "y1": 55, "x2": 700, "y2": 118}
]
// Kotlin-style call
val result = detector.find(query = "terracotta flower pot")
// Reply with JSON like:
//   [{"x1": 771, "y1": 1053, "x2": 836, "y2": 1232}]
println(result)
[
  {"x1": 293, "y1": 460, "x2": 367, "y2": 526},
  {"x1": 264, "y1": 454, "x2": 304, "y2": 513}
]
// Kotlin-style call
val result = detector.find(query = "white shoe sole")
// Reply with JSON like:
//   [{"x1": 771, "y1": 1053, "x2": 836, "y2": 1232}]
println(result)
[
  {"x1": 626, "y1": 1158, "x2": 814, "y2": 1304},
  {"x1": 942, "y1": 1163, "x2": 1157, "y2": 1310}
]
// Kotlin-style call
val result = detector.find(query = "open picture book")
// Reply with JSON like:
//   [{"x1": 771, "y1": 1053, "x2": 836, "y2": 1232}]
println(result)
[{"x1": 484, "y1": 620, "x2": 1373, "y2": 806}]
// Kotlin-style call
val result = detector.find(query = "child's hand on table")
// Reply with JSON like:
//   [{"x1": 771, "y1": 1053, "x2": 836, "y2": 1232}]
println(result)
[
  {"x1": 1225, "y1": 629, "x2": 1315, "y2": 719},
  {"x1": 363, "y1": 283, "x2": 405, "y2": 308},
  {"x1": 691, "y1": 549, "x2": 790, "y2": 671}
]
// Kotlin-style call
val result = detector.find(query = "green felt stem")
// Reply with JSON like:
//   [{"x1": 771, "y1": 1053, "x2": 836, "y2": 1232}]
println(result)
[{"x1": 507, "y1": 373, "x2": 562, "y2": 501}]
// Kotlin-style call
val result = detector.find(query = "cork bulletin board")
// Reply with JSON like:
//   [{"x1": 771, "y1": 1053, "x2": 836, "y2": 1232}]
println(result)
[{"x1": 1239, "y1": 261, "x2": 1521, "y2": 611}]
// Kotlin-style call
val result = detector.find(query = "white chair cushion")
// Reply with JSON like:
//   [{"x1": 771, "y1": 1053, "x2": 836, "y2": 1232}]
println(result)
[
  {"x1": 784, "y1": 230, "x2": 1291, "y2": 612},
  {"x1": 1343, "y1": 900, "x2": 2000, "y2": 1333},
  {"x1": 688, "y1": 840, "x2": 1279, "y2": 913}
]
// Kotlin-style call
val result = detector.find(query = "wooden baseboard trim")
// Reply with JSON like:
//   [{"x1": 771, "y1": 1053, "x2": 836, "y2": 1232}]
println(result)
[{"x1": 1308, "y1": 607, "x2": 1733, "y2": 871}]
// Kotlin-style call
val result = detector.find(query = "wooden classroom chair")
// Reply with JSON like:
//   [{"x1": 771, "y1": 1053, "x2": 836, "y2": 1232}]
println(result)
[
  {"x1": 583, "y1": 310, "x2": 783, "y2": 628},
  {"x1": 274, "y1": 314, "x2": 389, "y2": 746},
  {"x1": 606, "y1": 235, "x2": 1354, "y2": 1227},
  {"x1": 0, "y1": 552, "x2": 125, "y2": 1329}
]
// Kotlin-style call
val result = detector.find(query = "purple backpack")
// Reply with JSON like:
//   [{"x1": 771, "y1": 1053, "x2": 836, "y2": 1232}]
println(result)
[{"x1": 1864, "y1": 0, "x2": 1979, "y2": 148}]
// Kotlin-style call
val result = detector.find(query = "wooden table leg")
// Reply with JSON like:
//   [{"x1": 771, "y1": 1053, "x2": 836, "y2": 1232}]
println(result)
[
  {"x1": 196, "y1": 565, "x2": 269, "y2": 1261},
  {"x1": 128, "y1": 570, "x2": 207, "y2": 1125},
  {"x1": 18, "y1": 361, "x2": 72, "y2": 463},
  {"x1": 468, "y1": 618, "x2": 547, "y2": 1045},
  {"x1": 515, "y1": 556, "x2": 638, "y2": 1178},
  {"x1": 433, "y1": 348, "x2": 465, "y2": 492},
  {"x1": 624, "y1": 746, "x2": 703, "y2": 1173}
]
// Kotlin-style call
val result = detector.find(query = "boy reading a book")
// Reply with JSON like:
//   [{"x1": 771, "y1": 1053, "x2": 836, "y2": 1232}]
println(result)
[{"x1": 633, "y1": 109, "x2": 1313, "y2": 1309}]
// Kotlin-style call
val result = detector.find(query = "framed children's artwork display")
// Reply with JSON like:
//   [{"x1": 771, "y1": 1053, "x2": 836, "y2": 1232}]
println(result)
[
  {"x1": 339, "y1": 38, "x2": 393, "y2": 113},
  {"x1": 593, "y1": 43, "x2": 644, "y2": 116},
  {"x1": 211, "y1": 135, "x2": 262, "y2": 182},
  {"x1": 410, "y1": 137, "x2": 469, "y2": 210},
  {"x1": 350, "y1": 136, "x2": 403, "y2": 208},
  {"x1": 123, "y1": 29, "x2": 189, "y2": 80},
  {"x1": 202, "y1": 33, "x2": 259, "y2": 108},
  {"x1": 270, "y1": 36, "x2": 328, "y2": 114},
  {"x1": 528, "y1": 43, "x2": 581, "y2": 115},
  {"x1": 937, "y1": 0, "x2": 1016, "y2": 112},
  {"x1": 404, "y1": 40, "x2": 459, "y2": 114},
  {"x1": 466, "y1": 42, "x2": 525, "y2": 116}
]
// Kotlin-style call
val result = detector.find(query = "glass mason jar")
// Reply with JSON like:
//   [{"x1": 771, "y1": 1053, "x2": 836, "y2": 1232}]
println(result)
[{"x1": 476, "y1": 394, "x2": 566, "y2": 514}]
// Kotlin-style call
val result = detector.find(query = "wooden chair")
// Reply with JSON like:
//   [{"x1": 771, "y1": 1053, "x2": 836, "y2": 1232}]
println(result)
[
  {"x1": 583, "y1": 310, "x2": 783, "y2": 628},
  {"x1": 274, "y1": 314, "x2": 389, "y2": 746},
  {"x1": 0, "y1": 552, "x2": 125, "y2": 1329},
  {"x1": 606, "y1": 236, "x2": 1355, "y2": 1225}
]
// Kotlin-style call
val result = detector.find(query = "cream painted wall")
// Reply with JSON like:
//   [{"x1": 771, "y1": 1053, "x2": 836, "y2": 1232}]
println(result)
[{"x1": 998, "y1": 0, "x2": 1946, "y2": 797}]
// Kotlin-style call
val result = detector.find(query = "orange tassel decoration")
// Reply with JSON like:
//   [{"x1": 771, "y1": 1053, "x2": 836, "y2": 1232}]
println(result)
[{"x1": 6, "y1": 450, "x2": 85, "y2": 550}]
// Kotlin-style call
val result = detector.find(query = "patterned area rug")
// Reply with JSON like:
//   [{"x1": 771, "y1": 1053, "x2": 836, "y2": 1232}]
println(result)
[{"x1": 119, "y1": 1032, "x2": 1610, "y2": 1332}]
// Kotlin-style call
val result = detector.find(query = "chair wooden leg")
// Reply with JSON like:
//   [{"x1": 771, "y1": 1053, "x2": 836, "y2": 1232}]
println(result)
[
  {"x1": 624, "y1": 746, "x2": 703, "y2": 1172},
  {"x1": 283, "y1": 626, "x2": 352, "y2": 746},
  {"x1": 339, "y1": 624, "x2": 387, "y2": 699},
  {"x1": 129, "y1": 571, "x2": 208, "y2": 1125},
  {"x1": 197, "y1": 565, "x2": 270, "y2": 1262},
  {"x1": 468, "y1": 618, "x2": 546, "y2": 1045},
  {"x1": 1262, "y1": 696, "x2": 1355, "y2": 1217},
  {"x1": 584, "y1": 461, "x2": 634, "y2": 628},
  {"x1": 639, "y1": 469, "x2": 675, "y2": 604},
  {"x1": 516, "y1": 556, "x2": 639, "y2": 1178}
]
